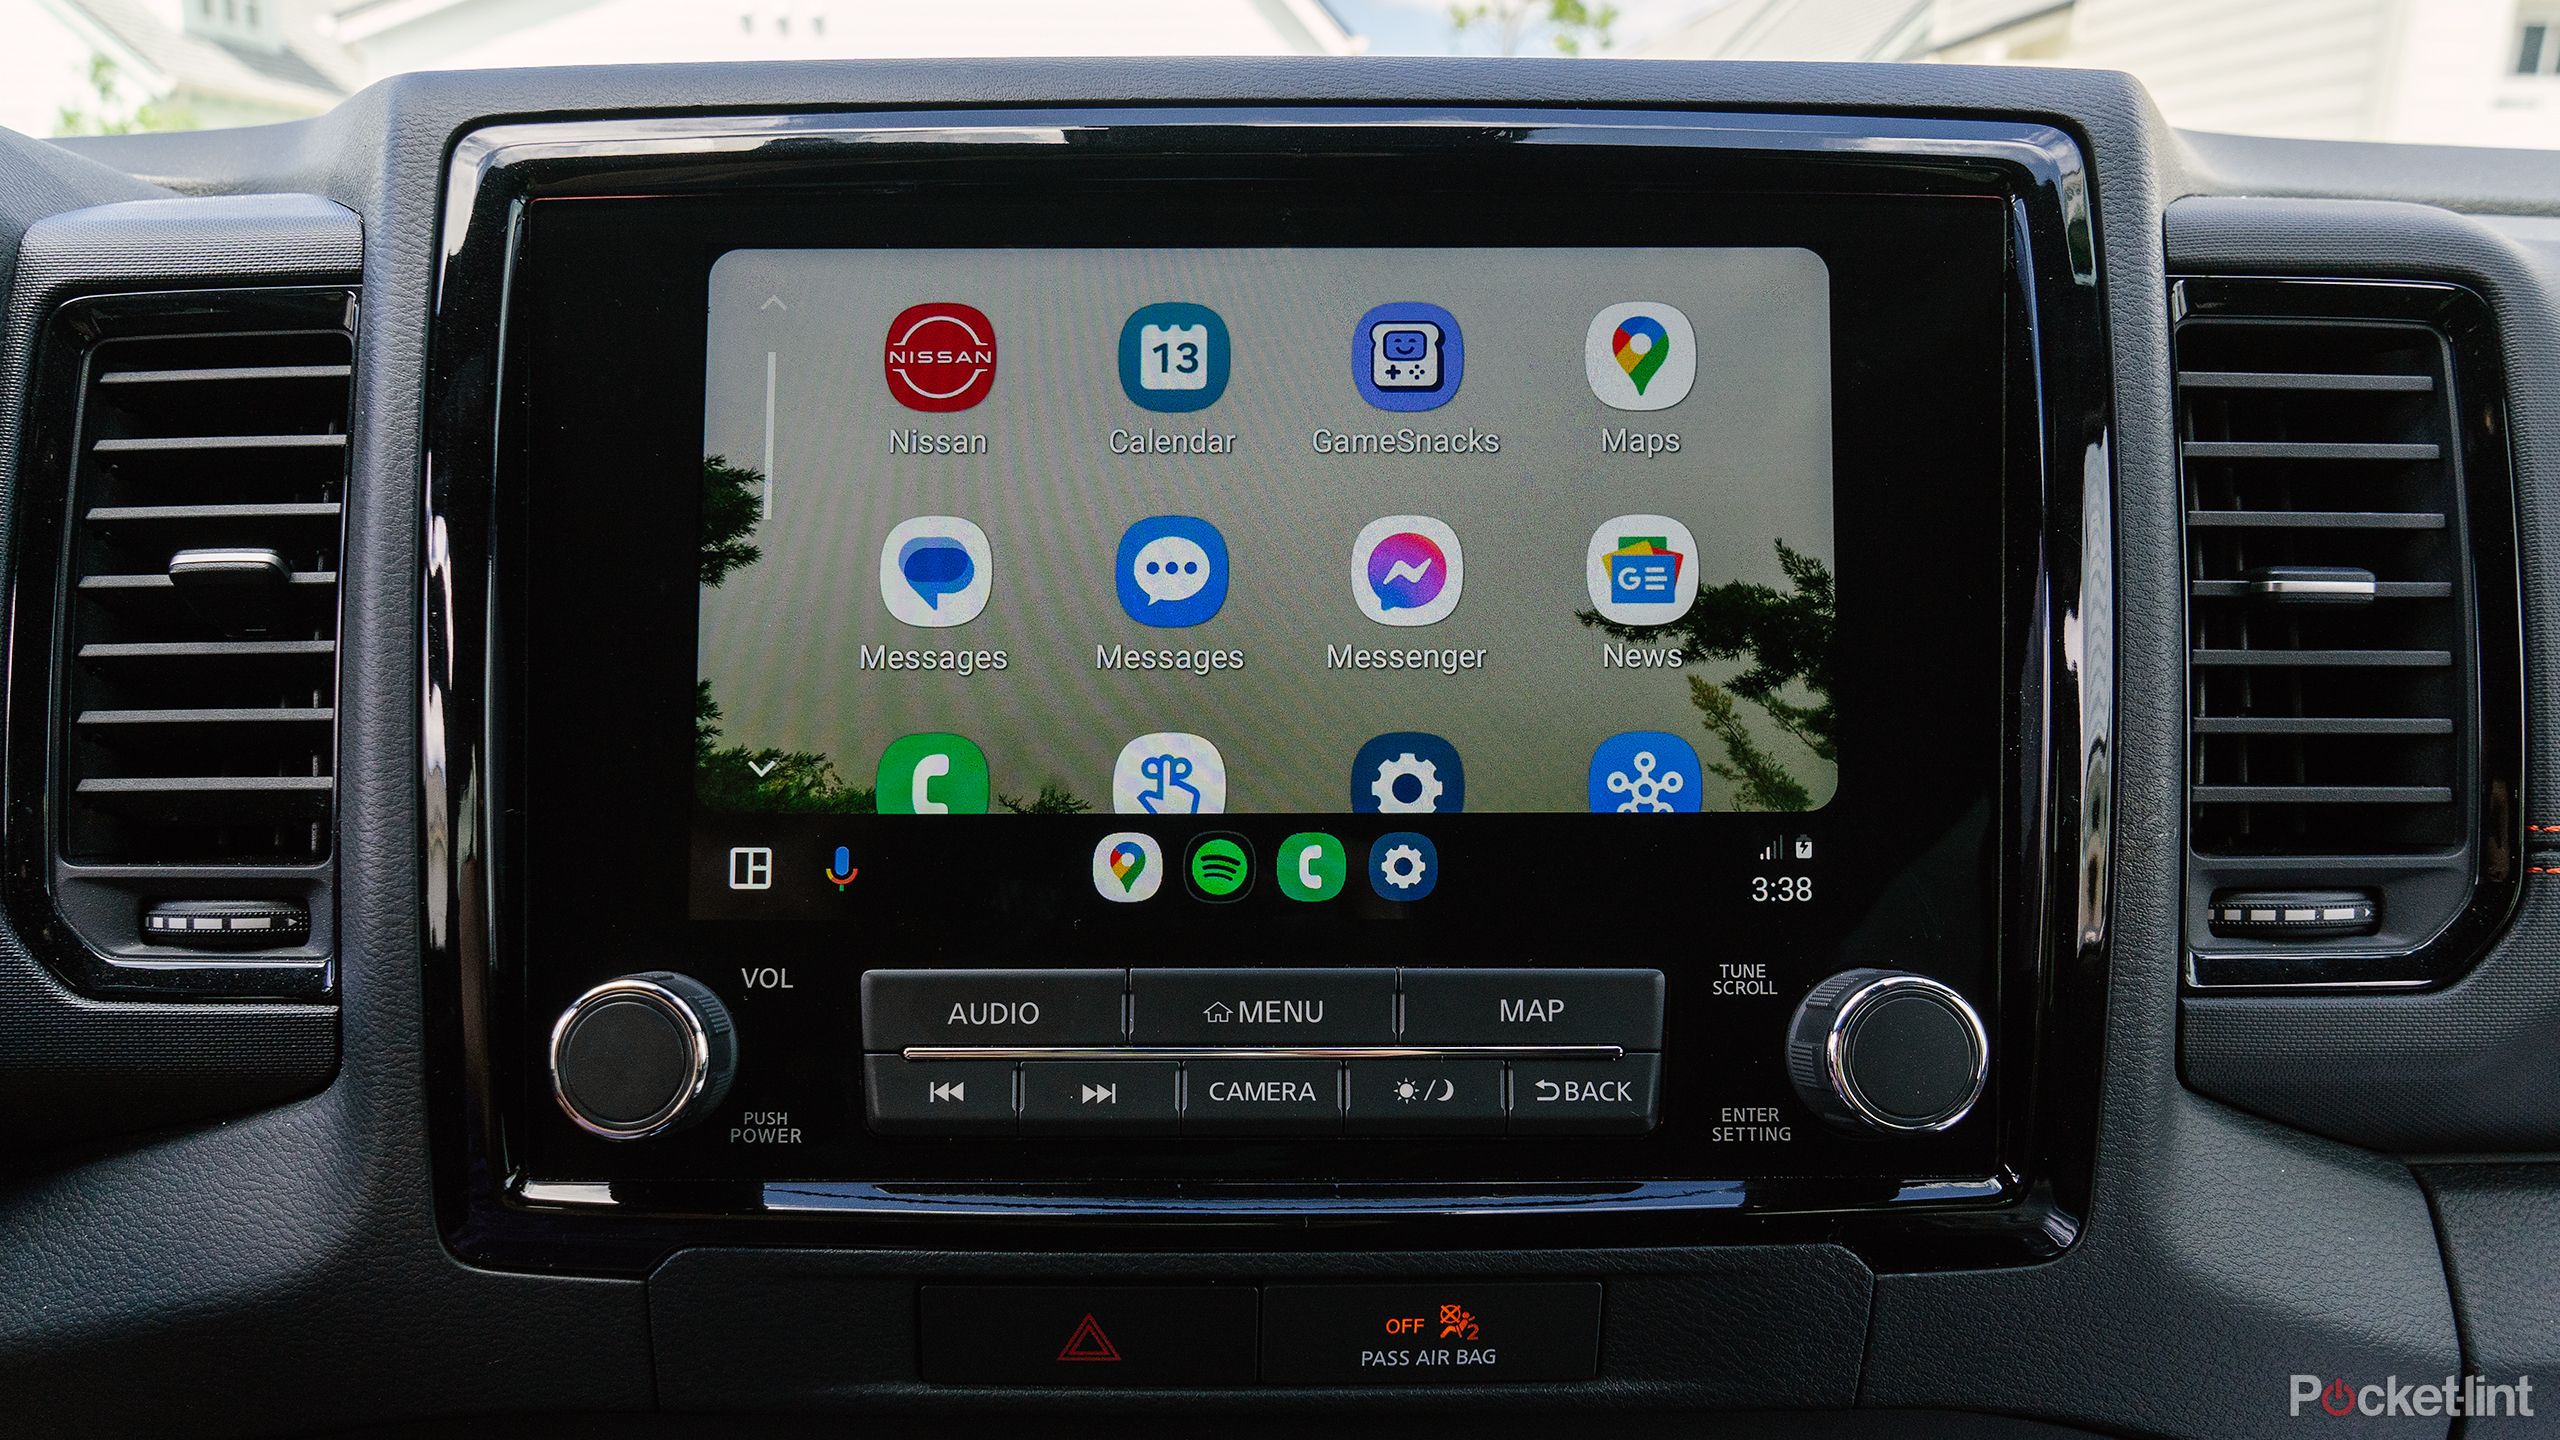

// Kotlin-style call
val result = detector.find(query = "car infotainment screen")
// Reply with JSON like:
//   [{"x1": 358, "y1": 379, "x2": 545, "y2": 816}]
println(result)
[
  {"x1": 498, "y1": 124, "x2": 2036, "y2": 1192},
  {"x1": 692, "y1": 247, "x2": 1837, "y2": 908}
]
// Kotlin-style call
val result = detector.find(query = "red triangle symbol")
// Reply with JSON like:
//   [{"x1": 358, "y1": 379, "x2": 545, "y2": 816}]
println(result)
[{"x1": 1057, "y1": 1312, "x2": 1121, "y2": 1363}]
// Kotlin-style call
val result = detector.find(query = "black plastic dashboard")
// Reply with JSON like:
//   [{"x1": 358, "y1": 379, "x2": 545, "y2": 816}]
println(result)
[{"x1": 0, "y1": 54, "x2": 2555, "y2": 1440}]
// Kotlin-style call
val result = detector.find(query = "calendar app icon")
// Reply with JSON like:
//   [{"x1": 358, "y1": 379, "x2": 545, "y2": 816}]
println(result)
[
  {"x1": 1138, "y1": 322, "x2": 1210, "y2": 391},
  {"x1": 1117, "y1": 302, "x2": 1232, "y2": 412}
]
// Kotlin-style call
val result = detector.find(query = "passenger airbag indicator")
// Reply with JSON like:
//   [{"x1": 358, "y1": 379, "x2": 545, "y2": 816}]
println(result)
[{"x1": 1261, "y1": 1282, "x2": 1601, "y2": 1384}]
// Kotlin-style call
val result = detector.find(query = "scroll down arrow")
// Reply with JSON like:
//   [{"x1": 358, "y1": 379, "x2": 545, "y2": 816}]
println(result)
[{"x1": 748, "y1": 759, "x2": 779, "y2": 777}]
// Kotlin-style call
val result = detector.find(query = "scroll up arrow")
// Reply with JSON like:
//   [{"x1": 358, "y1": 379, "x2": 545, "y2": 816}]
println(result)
[{"x1": 760, "y1": 295, "x2": 787, "y2": 311}]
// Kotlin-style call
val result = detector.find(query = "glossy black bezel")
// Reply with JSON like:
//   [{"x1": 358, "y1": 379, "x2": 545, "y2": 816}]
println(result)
[{"x1": 423, "y1": 108, "x2": 2113, "y2": 1272}]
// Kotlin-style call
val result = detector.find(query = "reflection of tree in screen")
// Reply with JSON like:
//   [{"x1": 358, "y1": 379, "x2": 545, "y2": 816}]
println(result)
[
  {"x1": 1580, "y1": 540, "x2": 1836, "y2": 812},
  {"x1": 693, "y1": 455, "x2": 1089, "y2": 814},
  {"x1": 695, "y1": 456, "x2": 875, "y2": 812},
  {"x1": 997, "y1": 784, "x2": 1093, "y2": 816}
]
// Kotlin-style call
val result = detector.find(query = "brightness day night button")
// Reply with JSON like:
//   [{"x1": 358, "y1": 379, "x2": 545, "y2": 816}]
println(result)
[{"x1": 1261, "y1": 1282, "x2": 1603, "y2": 1385}]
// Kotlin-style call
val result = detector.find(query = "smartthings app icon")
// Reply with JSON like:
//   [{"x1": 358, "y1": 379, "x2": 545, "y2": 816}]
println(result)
[
  {"x1": 879, "y1": 515, "x2": 992, "y2": 627},
  {"x1": 1585, "y1": 302, "x2": 1697, "y2": 412},
  {"x1": 1352, "y1": 515, "x2": 1463, "y2": 627}
]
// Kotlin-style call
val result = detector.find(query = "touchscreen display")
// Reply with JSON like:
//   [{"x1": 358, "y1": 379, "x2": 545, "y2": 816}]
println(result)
[{"x1": 695, "y1": 248, "x2": 1836, "y2": 836}]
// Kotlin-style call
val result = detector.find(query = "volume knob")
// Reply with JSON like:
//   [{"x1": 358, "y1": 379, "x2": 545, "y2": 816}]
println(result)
[
  {"x1": 550, "y1": 972, "x2": 737, "y2": 1140},
  {"x1": 1786, "y1": 969, "x2": 1987, "y2": 1135}
]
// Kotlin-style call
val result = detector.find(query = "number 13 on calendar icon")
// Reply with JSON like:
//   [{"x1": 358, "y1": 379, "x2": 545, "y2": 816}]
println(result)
[{"x1": 1117, "y1": 302, "x2": 1232, "y2": 413}]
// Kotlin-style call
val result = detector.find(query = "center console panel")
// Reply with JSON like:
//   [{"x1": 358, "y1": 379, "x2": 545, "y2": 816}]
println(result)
[{"x1": 423, "y1": 107, "x2": 2111, "y2": 1270}]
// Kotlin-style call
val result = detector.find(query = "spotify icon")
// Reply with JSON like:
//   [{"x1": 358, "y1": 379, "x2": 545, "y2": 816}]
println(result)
[{"x1": 1185, "y1": 833, "x2": 1254, "y2": 903}]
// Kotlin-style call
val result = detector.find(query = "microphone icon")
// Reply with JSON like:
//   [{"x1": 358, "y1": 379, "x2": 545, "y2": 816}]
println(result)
[{"x1": 824, "y1": 845, "x2": 858, "y2": 889}]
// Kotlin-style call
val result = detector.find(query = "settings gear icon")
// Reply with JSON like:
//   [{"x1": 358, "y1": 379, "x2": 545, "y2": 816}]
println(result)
[
  {"x1": 1378, "y1": 843, "x2": 1429, "y2": 890},
  {"x1": 1367, "y1": 752, "x2": 1445, "y2": 813}
]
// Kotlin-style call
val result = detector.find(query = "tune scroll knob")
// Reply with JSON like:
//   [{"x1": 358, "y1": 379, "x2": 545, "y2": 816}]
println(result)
[
  {"x1": 549, "y1": 972, "x2": 738, "y2": 1140},
  {"x1": 1786, "y1": 969, "x2": 1988, "y2": 1135}
]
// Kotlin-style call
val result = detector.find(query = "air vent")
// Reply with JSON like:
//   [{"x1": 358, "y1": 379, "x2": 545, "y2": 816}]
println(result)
[
  {"x1": 2179, "y1": 279, "x2": 2520, "y2": 988},
  {"x1": 57, "y1": 312, "x2": 349, "y2": 865}
]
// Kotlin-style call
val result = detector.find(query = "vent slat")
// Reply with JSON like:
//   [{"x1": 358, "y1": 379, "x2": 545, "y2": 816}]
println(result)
[
  {"x1": 2190, "y1": 648, "x2": 2451, "y2": 668},
  {"x1": 2176, "y1": 369, "x2": 2434, "y2": 393},
  {"x1": 80, "y1": 571, "x2": 338, "y2": 591},
  {"x1": 2187, "y1": 510, "x2": 2444, "y2": 530},
  {"x1": 2192, "y1": 716, "x2": 2454, "y2": 736},
  {"x1": 2182, "y1": 440, "x2": 2441, "y2": 461},
  {"x1": 87, "y1": 502, "x2": 342, "y2": 524},
  {"x1": 79, "y1": 640, "x2": 335, "y2": 661},
  {"x1": 2192, "y1": 785, "x2": 2455, "y2": 805},
  {"x1": 91, "y1": 433, "x2": 345, "y2": 454},
  {"x1": 77, "y1": 707, "x2": 334, "y2": 727},
  {"x1": 96, "y1": 364, "x2": 351, "y2": 385},
  {"x1": 75, "y1": 776, "x2": 333, "y2": 821},
  {"x1": 57, "y1": 312, "x2": 349, "y2": 866},
  {"x1": 2190, "y1": 579, "x2": 2450, "y2": 599}
]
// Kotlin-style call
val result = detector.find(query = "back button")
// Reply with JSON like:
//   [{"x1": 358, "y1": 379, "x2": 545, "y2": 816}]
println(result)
[
  {"x1": 922, "y1": 1285, "x2": 1258, "y2": 1386},
  {"x1": 1509, "y1": 1054, "x2": 1661, "y2": 1135}
]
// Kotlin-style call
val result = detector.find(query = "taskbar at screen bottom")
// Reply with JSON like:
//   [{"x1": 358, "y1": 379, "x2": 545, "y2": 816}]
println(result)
[{"x1": 687, "y1": 810, "x2": 1847, "y2": 927}]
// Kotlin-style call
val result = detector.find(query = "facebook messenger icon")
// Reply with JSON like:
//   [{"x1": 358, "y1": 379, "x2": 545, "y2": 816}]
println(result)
[
  {"x1": 1115, "y1": 515, "x2": 1229, "y2": 627},
  {"x1": 879, "y1": 515, "x2": 993, "y2": 627},
  {"x1": 1352, "y1": 514, "x2": 1463, "y2": 627}
]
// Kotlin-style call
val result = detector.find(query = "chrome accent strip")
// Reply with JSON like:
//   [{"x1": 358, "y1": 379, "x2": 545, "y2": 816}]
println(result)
[
  {"x1": 518, "y1": 1180, "x2": 617, "y2": 1208},
  {"x1": 1891, "y1": 1177, "x2": 2011, "y2": 1203},
  {"x1": 507, "y1": 1173, "x2": 2028, "y2": 1219},
  {"x1": 899, "y1": 1044, "x2": 1627, "y2": 1061}
]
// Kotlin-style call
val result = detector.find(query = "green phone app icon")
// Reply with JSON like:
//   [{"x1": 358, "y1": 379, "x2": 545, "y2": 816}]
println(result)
[
  {"x1": 1276, "y1": 832, "x2": 1346, "y2": 902},
  {"x1": 1186, "y1": 833, "x2": 1254, "y2": 901},
  {"x1": 874, "y1": 733, "x2": 990, "y2": 815}
]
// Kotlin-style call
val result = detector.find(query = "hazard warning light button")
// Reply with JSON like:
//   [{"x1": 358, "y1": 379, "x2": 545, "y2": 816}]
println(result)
[{"x1": 919, "y1": 1285, "x2": 1257, "y2": 1386}]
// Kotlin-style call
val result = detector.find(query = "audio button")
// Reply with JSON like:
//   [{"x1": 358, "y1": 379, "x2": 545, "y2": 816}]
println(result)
[{"x1": 860, "y1": 968, "x2": 1126, "y2": 1050}]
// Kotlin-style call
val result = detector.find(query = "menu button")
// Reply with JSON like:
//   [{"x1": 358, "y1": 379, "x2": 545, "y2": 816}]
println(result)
[{"x1": 1131, "y1": 968, "x2": 1396, "y2": 1045}]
